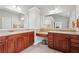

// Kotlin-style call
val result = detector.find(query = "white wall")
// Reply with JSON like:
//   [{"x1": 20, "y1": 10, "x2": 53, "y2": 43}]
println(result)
[
  {"x1": 24, "y1": 13, "x2": 29, "y2": 28},
  {"x1": 28, "y1": 7, "x2": 41, "y2": 29}
]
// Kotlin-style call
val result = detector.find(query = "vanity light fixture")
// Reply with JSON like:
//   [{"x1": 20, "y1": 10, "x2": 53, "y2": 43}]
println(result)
[
  {"x1": 17, "y1": 6, "x2": 21, "y2": 11},
  {"x1": 21, "y1": 17, "x2": 24, "y2": 20},
  {"x1": 12, "y1": 5, "x2": 21, "y2": 11},
  {"x1": 12, "y1": 5, "x2": 16, "y2": 8},
  {"x1": 48, "y1": 8, "x2": 63, "y2": 14}
]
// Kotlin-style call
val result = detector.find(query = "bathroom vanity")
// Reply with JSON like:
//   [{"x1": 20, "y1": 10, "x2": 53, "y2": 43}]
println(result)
[
  {"x1": 0, "y1": 30, "x2": 34, "y2": 53},
  {"x1": 48, "y1": 31, "x2": 79, "y2": 53}
]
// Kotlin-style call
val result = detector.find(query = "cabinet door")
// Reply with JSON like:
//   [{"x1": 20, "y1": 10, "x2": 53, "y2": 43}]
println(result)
[
  {"x1": 54, "y1": 34, "x2": 69, "y2": 52},
  {"x1": 60, "y1": 38, "x2": 69, "y2": 52},
  {"x1": 23, "y1": 36, "x2": 29, "y2": 48},
  {"x1": 15, "y1": 37, "x2": 24, "y2": 52},
  {"x1": 48, "y1": 33, "x2": 54, "y2": 48},
  {"x1": 7, "y1": 39, "x2": 15, "y2": 53},
  {"x1": 0, "y1": 42, "x2": 4, "y2": 53},
  {"x1": 13, "y1": 34, "x2": 24, "y2": 53},
  {"x1": 28, "y1": 32, "x2": 34, "y2": 46},
  {"x1": 71, "y1": 46, "x2": 79, "y2": 53},
  {"x1": 30, "y1": 38, "x2": 34, "y2": 45},
  {"x1": 70, "y1": 35, "x2": 79, "y2": 52},
  {"x1": 0, "y1": 36, "x2": 7, "y2": 53},
  {"x1": 54, "y1": 37, "x2": 61, "y2": 50},
  {"x1": 22, "y1": 33, "x2": 29, "y2": 48},
  {"x1": 3, "y1": 40, "x2": 8, "y2": 53}
]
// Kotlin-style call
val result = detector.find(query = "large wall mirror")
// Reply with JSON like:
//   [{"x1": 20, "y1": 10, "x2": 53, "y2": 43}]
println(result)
[
  {"x1": 43, "y1": 5, "x2": 76, "y2": 29},
  {"x1": 0, "y1": 5, "x2": 79, "y2": 29},
  {"x1": 0, "y1": 5, "x2": 25, "y2": 29}
]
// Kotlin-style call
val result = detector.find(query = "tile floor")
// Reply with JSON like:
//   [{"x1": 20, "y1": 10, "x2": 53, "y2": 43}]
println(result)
[{"x1": 21, "y1": 43, "x2": 61, "y2": 53}]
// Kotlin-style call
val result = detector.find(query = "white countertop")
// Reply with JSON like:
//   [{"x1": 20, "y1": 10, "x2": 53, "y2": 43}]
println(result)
[
  {"x1": 36, "y1": 30, "x2": 79, "y2": 35},
  {"x1": 0, "y1": 28, "x2": 79, "y2": 36},
  {"x1": 48, "y1": 31, "x2": 79, "y2": 35},
  {"x1": 36, "y1": 32, "x2": 48, "y2": 34},
  {"x1": 0, "y1": 30, "x2": 34, "y2": 36}
]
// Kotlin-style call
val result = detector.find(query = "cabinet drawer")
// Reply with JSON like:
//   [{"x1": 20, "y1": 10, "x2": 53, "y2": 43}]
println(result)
[
  {"x1": 48, "y1": 35, "x2": 53, "y2": 37},
  {"x1": 70, "y1": 35, "x2": 79, "y2": 39},
  {"x1": 54, "y1": 33, "x2": 68, "y2": 38},
  {"x1": 48, "y1": 37, "x2": 53, "y2": 40},
  {"x1": 71, "y1": 46, "x2": 79, "y2": 53},
  {"x1": 71, "y1": 39, "x2": 79, "y2": 43},
  {"x1": 71, "y1": 43, "x2": 79, "y2": 47}
]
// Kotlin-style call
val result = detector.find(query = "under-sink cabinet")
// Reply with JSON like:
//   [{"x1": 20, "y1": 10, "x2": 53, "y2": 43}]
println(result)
[
  {"x1": 0, "y1": 32, "x2": 34, "y2": 53},
  {"x1": 48, "y1": 32, "x2": 79, "y2": 53}
]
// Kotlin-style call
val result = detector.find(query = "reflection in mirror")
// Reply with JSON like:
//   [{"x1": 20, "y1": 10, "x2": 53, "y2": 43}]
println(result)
[
  {"x1": 0, "y1": 5, "x2": 24, "y2": 29},
  {"x1": 13, "y1": 14, "x2": 24, "y2": 28},
  {"x1": 43, "y1": 5, "x2": 76, "y2": 29},
  {"x1": 0, "y1": 5, "x2": 78, "y2": 31}
]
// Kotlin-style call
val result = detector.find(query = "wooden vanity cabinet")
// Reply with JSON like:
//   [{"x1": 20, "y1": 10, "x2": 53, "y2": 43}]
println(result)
[
  {"x1": 48, "y1": 33, "x2": 70, "y2": 52},
  {"x1": 0, "y1": 36, "x2": 7, "y2": 53},
  {"x1": 48, "y1": 32, "x2": 79, "y2": 53},
  {"x1": 22, "y1": 32, "x2": 34, "y2": 48},
  {"x1": 53, "y1": 33, "x2": 70, "y2": 52},
  {"x1": 7, "y1": 35, "x2": 16, "y2": 53},
  {"x1": 14, "y1": 34, "x2": 24, "y2": 53},
  {"x1": 0, "y1": 41, "x2": 5, "y2": 53},
  {"x1": 22, "y1": 33, "x2": 29, "y2": 48},
  {"x1": 16, "y1": 38, "x2": 24, "y2": 52},
  {"x1": 48, "y1": 33, "x2": 54, "y2": 48},
  {"x1": 70, "y1": 35, "x2": 79, "y2": 53},
  {"x1": 15, "y1": 32, "x2": 34, "y2": 53},
  {"x1": 28, "y1": 32, "x2": 34, "y2": 46},
  {"x1": 0, "y1": 31, "x2": 34, "y2": 53}
]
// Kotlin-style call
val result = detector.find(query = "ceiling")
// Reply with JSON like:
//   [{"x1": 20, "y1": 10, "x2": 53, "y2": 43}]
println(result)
[
  {"x1": 20, "y1": 5, "x2": 75, "y2": 11},
  {"x1": 0, "y1": 5, "x2": 76, "y2": 17},
  {"x1": 20, "y1": 5, "x2": 76, "y2": 17}
]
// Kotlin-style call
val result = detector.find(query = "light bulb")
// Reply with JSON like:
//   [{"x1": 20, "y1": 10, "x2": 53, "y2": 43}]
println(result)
[
  {"x1": 17, "y1": 6, "x2": 21, "y2": 11},
  {"x1": 12, "y1": 5, "x2": 16, "y2": 8},
  {"x1": 21, "y1": 17, "x2": 24, "y2": 20}
]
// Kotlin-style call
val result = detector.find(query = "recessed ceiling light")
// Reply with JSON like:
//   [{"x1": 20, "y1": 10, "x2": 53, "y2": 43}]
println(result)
[
  {"x1": 17, "y1": 6, "x2": 21, "y2": 11},
  {"x1": 21, "y1": 17, "x2": 24, "y2": 20},
  {"x1": 48, "y1": 8, "x2": 62, "y2": 14},
  {"x1": 12, "y1": 5, "x2": 16, "y2": 8}
]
